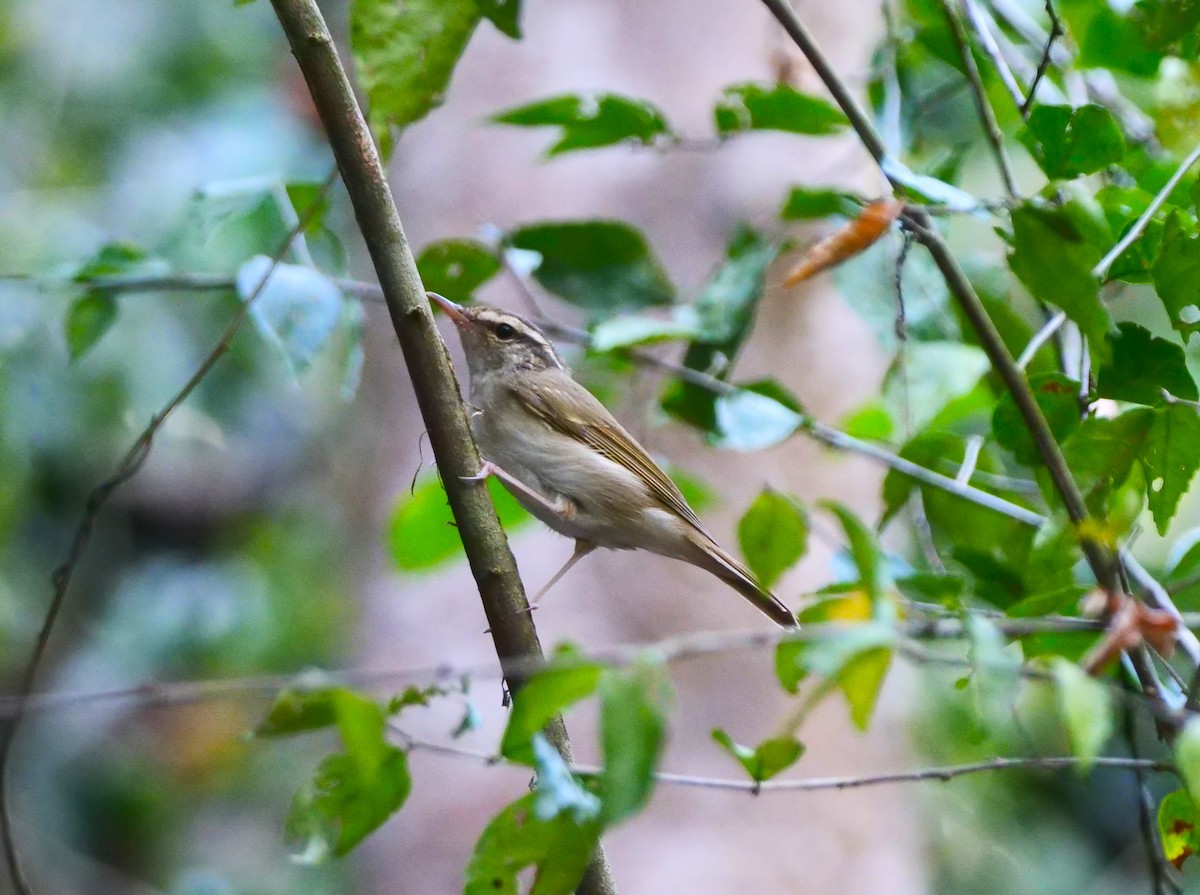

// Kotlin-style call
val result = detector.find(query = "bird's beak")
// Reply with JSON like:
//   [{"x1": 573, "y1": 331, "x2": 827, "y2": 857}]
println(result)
[{"x1": 428, "y1": 291, "x2": 470, "y2": 328}]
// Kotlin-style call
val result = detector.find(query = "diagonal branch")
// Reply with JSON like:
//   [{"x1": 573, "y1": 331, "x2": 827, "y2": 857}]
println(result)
[{"x1": 264, "y1": 2, "x2": 617, "y2": 893}]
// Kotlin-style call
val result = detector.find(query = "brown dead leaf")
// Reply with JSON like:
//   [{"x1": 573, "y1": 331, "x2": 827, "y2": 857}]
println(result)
[
  {"x1": 1081, "y1": 594, "x2": 1179, "y2": 675},
  {"x1": 784, "y1": 199, "x2": 905, "y2": 286}
]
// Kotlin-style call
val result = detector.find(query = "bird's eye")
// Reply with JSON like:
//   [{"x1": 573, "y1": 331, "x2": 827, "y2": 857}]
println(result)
[{"x1": 494, "y1": 322, "x2": 516, "y2": 340}]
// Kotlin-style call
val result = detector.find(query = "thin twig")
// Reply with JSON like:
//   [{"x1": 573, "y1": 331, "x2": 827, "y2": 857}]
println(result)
[
  {"x1": 1016, "y1": 310, "x2": 1067, "y2": 369},
  {"x1": 1020, "y1": 0, "x2": 1064, "y2": 115},
  {"x1": 960, "y1": 0, "x2": 1026, "y2": 112},
  {"x1": 1092, "y1": 138, "x2": 1200, "y2": 281},
  {"x1": 0, "y1": 169, "x2": 337, "y2": 895},
  {"x1": 938, "y1": 0, "x2": 1019, "y2": 196},
  {"x1": 394, "y1": 724, "x2": 1174, "y2": 792}
]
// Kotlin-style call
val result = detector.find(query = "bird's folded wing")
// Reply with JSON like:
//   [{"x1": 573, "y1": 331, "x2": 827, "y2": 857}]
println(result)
[{"x1": 510, "y1": 377, "x2": 705, "y2": 531}]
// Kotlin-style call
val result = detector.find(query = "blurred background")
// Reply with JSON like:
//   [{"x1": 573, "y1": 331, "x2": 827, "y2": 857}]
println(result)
[{"x1": 0, "y1": 0, "x2": 1179, "y2": 892}]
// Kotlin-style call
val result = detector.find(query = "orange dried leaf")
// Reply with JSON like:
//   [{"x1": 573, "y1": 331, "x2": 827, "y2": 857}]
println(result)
[
  {"x1": 1081, "y1": 596, "x2": 1179, "y2": 675},
  {"x1": 784, "y1": 199, "x2": 904, "y2": 286}
]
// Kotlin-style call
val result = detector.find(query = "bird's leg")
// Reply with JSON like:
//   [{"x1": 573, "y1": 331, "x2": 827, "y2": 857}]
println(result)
[
  {"x1": 529, "y1": 540, "x2": 596, "y2": 606},
  {"x1": 462, "y1": 460, "x2": 576, "y2": 521}
]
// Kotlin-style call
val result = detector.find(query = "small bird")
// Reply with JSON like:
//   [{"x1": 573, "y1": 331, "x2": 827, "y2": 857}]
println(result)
[{"x1": 429, "y1": 292, "x2": 797, "y2": 629}]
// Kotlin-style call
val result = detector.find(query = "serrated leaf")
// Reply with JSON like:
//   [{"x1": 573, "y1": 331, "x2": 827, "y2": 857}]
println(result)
[
  {"x1": 500, "y1": 657, "x2": 603, "y2": 765},
  {"x1": 1020, "y1": 105, "x2": 1125, "y2": 179},
  {"x1": 1051, "y1": 658, "x2": 1112, "y2": 771},
  {"x1": 463, "y1": 793, "x2": 602, "y2": 895},
  {"x1": 236, "y1": 256, "x2": 344, "y2": 376},
  {"x1": 1138, "y1": 403, "x2": 1200, "y2": 534},
  {"x1": 1152, "y1": 210, "x2": 1200, "y2": 338},
  {"x1": 1097, "y1": 322, "x2": 1197, "y2": 405},
  {"x1": 492, "y1": 93, "x2": 670, "y2": 156},
  {"x1": 1159, "y1": 789, "x2": 1200, "y2": 870},
  {"x1": 714, "y1": 83, "x2": 848, "y2": 135},
  {"x1": 711, "y1": 729, "x2": 804, "y2": 782},
  {"x1": 598, "y1": 662, "x2": 670, "y2": 825},
  {"x1": 991, "y1": 373, "x2": 1084, "y2": 466},
  {"x1": 285, "y1": 690, "x2": 411, "y2": 859},
  {"x1": 64, "y1": 291, "x2": 118, "y2": 361},
  {"x1": 388, "y1": 474, "x2": 531, "y2": 571},
  {"x1": 350, "y1": 0, "x2": 480, "y2": 150},
  {"x1": 737, "y1": 488, "x2": 808, "y2": 589},
  {"x1": 474, "y1": 0, "x2": 521, "y2": 38},
  {"x1": 505, "y1": 220, "x2": 673, "y2": 315},
  {"x1": 779, "y1": 186, "x2": 862, "y2": 220},
  {"x1": 1008, "y1": 204, "x2": 1113, "y2": 355},
  {"x1": 1062, "y1": 409, "x2": 1154, "y2": 516},
  {"x1": 417, "y1": 239, "x2": 500, "y2": 304}
]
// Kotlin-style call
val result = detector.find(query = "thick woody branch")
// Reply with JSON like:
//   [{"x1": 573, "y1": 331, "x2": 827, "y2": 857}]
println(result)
[{"x1": 264, "y1": 3, "x2": 616, "y2": 893}]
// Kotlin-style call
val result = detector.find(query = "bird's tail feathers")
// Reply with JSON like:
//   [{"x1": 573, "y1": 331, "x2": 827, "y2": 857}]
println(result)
[{"x1": 684, "y1": 532, "x2": 798, "y2": 628}]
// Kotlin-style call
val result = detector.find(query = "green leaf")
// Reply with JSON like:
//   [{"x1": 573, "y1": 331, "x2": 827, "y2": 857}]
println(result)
[
  {"x1": 1138, "y1": 403, "x2": 1200, "y2": 534},
  {"x1": 713, "y1": 383, "x2": 804, "y2": 451},
  {"x1": 598, "y1": 662, "x2": 671, "y2": 825},
  {"x1": 1159, "y1": 789, "x2": 1200, "y2": 870},
  {"x1": 492, "y1": 93, "x2": 670, "y2": 156},
  {"x1": 1007, "y1": 204, "x2": 1113, "y2": 354},
  {"x1": 1019, "y1": 105, "x2": 1125, "y2": 180},
  {"x1": 779, "y1": 186, "x2": 862, "y2": 220},
  {"x1": 1152, "y1": 210, "x2": 1200, "y2": 338},
  {"x1": 285, "y1": 690, "x2": 411, "y2": 860},
  {"x1": 774, "y1": 593, "x2": 895, "y2": 728},
  {"x1": 505, "y1": 220, "x2": 673, "y2": 315},
  {"x1": 589, "y1": 309, "x2": 700, "y2": 352},
  {"x1": 350, "y1": 0, "x2": 480, "y2": 151},
  {"x1": 1079, "y1": 8, "x2": 1163, "y2": 76},
  {"x1": 991, "y1": 373, "x2": 1084, "y2": 466},
  {"x1": 417, "y1": 239, "x2": 501, "y2": 304},
  {"x1": 1175, "y1": 717, "x2": 1200, "y2": 808},
  {"x1": 692, "y1": 226, "x2": 779, "y2": 347},
  {"x1": 737, "y1": 488, "x2": 808, "y2": 589},
  {"x1": 1097, "y1": 322, "x2": 1197, "y2": 405},
  {"x1": 821, "y1": 500, "x2": 888, "y2": 602},
  {"x1": 530, "y1": 734, "x2": 601, "y2": 822},
  {"x1": 463, "y1": 793, "x2": 602, "y2": 895},
  {"x1": 1050, "y1": 659, "x2": 1112, "y2": 771},
  {"x1": 711, "y1": 729, "x2": 804, "y2": 782},
  {"x1": 256, "y1": 684, "x2": 341, "y2": 737},
  {"x1": 839, "y1": 402, "x2": 894, "y2": 441},
  {"x1": 883, "y1": 342, "x2": 990, "y2": 433},
  {"x1": 500, "y1": 657, "x2": 603, "y2": 765},
  {"x1": 72, "y1": 241, "x2": 153, "y2": 281},
  {"x1": 714, "y1": 83, "x2": 848, "y2": 135},
  {"x1": 388, "y1": 474, "x2": 531, "y2": 571},
  {"x1": 237, "y1": 256, "x2": 344, "y2": 376},
  {"x1": 1062, "y1": 408, "x2": 1154, "y2": 516},
  {"x1": 474, "y1": 0, "x2": 521, "y2": 38},
  {"x1": 64, "y1": 291, "x2": 118, "y2": 361}
]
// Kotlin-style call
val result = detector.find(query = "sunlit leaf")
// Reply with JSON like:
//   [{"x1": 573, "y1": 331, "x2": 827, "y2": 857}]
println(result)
[
  {"x1": 350, "y1": 0, "x2": 480, "y2": 151},
  {"x1": 530, "y1": 734, "x2": 600, "y2": 822},
  {"x1": 1050, "y1": 658, "x2": 1112, "y2": 771},
  {"x1": 711, "y1": 729, "x2": 804, "y2": 782},
  {"x1": 1158, "y1": 789, "x2": 1200, "y2": 870},
  {"x1": 493, "y1": 93, "x2": 670, "y2": 156},
  {"x1": 713, "y1": 384, "x2": 804, "y2": 451},
  {"x1": 737, "y1": 488, "x2": 808, "y2": 589}
]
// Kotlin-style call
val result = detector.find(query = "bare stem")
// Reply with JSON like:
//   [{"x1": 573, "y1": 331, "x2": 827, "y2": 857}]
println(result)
[{"x1": 265, "y1": 2, "x2": 616, "y2": 892}]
